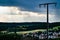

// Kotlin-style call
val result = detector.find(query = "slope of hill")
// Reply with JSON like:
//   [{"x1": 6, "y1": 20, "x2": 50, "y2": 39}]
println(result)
[{"x1": 0, "y1": 22, "x2": 60, "y2": 31}]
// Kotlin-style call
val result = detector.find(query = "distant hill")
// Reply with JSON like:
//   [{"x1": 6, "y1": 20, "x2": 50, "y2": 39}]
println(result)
[{"x1": 0, "y1": 22, "x2": 60, "y2": 31}]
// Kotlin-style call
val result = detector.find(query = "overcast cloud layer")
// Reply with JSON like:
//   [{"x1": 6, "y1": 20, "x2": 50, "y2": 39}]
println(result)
[{"x1": 0, "y1": 0, "x2": 60, "y2": 23}]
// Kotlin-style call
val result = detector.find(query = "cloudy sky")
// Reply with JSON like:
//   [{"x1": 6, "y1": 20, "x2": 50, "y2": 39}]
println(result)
[{"x1": 0, "y1": 0, "x2": 60, "y2": 23}]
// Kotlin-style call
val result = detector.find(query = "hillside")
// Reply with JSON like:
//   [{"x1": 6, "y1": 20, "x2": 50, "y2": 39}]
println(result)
[{"x1": 0, "y1": 22, "x2": 60, "y2": 31}]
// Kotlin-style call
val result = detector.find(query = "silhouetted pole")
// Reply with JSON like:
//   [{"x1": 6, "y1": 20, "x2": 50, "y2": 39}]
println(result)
[
  {"x1": 15, "y1": 26, "x2": 16, "y2": 35},
  {"x1": 15, "y1": 26, "x2": 17, "y2": 36},
  {"x1": 39, "y1": 3, "x2": 57, "y2": 40}
]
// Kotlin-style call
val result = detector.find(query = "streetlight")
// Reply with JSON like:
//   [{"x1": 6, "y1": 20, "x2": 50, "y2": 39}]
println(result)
[{"x1": 39, "y1": 3, "x2": 57, "y2": 40}]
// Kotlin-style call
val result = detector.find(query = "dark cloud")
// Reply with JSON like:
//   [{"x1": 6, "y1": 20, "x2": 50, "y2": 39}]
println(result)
[
  {"x1": 0, "y1": 0, "x2": 58, "y2": 11},
  {"x1": 0, "y1": 0, "x2": 60, "y2": 22}
]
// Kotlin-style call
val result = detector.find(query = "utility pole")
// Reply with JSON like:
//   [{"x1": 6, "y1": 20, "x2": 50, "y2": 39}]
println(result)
[{"x1": 39, "y1": 3, "x2": 57, "y2": 40}]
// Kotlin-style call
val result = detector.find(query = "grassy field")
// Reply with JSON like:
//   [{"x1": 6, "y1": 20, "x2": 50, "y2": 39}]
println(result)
[
  {"x1": 0, "y1": 26, "x2": 60, "y2": 40},
  {"x1": 8, "y1": 26, "x2": 60, "y2": 34},
  {"x1": 1, "y1": 26, "x2": 60, "y2": 34},
  {"x1": 17, "y1": 29, "x2": 46, "y2": 34}
]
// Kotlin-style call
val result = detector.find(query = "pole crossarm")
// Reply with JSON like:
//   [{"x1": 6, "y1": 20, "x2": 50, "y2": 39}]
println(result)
[{"x1": 39, "y1": 3, "x2": 57, "y2": 7}]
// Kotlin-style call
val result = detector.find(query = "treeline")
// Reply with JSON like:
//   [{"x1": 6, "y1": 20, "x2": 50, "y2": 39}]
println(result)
[{"x1": 0, "y1": 22, "x2": 60, "y2": 31}]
